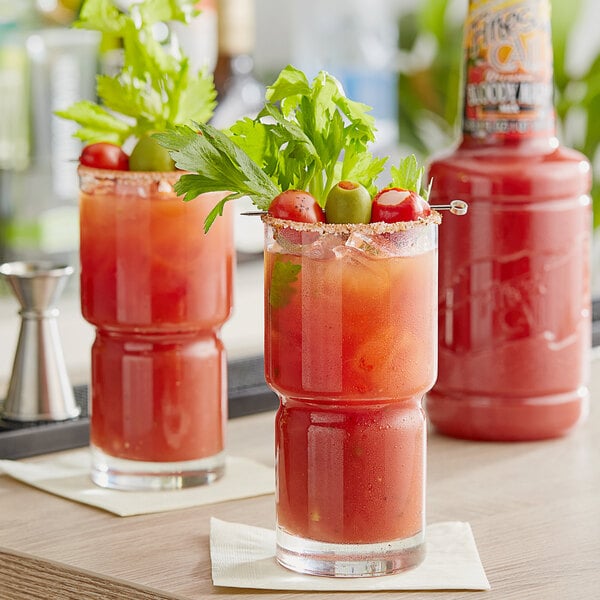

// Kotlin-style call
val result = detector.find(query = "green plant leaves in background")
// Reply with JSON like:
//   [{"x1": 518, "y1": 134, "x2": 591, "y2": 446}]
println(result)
[
  {"x1": 551, "y1": 0, "x2": 582, "y2": 92},
  {"x1": 397, "y1": 0, "x2": 462, "y2": 155}
]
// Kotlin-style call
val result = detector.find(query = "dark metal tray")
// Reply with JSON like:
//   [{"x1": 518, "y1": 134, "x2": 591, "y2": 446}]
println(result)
[{"x1": 0, "y1": 355, "x2": 277, "y2": 460}]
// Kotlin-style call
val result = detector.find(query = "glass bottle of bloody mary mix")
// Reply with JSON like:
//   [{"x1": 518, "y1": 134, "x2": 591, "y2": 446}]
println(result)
[{"x1": 426, "y1": 0, "x2": 592, "y2": 441}]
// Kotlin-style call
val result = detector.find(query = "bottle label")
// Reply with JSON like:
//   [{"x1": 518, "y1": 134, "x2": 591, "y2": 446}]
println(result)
[{"x1": 463, "y1": 0, "x2": 555, "y2": 138}]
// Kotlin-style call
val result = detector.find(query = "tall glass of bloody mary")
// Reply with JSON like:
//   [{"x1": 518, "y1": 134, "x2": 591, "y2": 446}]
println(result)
[
  {"x1": 154, "y1": 65, "x2": 461, "y2": 576},
  {"x1": 79, "y1": 166, "x2": 234, "y2": 490},
  {"x1": 264, "y1": 214, "x2": 439, "y2": 576}
]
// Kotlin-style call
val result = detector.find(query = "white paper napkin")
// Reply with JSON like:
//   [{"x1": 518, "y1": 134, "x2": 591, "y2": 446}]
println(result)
[
  {"x1": 0, "y1": 449, "x2": 274, "y2": 516},
  {"x1": 210, "y1": 517, "x2": 490, "y2": 591}
]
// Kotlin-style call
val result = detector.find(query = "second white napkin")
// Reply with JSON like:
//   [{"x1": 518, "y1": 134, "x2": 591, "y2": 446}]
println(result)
[{"x1": 0, "y1": 449, "x2": 274, "y2": 516}]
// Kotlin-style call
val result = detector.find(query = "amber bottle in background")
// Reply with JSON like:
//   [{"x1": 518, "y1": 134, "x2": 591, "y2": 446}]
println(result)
[
  {"x1": 426, "y1": 0, "x2": 592, "y2": 441},
  {"x1": 170, "y1": 0, "x2": 218, "y2": 76},
  {"x1": 212, "y1": 0, "x2": 263, "y2": 127},
  {"x1": 212, "y1": 0, "x2": 264, "y2": 255}
]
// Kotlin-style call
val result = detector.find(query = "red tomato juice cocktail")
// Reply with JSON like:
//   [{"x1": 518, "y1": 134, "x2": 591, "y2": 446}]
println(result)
[
  {"x1": 79, "y1": 166, "x2": 234, "y2": 489},
  {"x1": 264, "y1": 214, "x2": 438, "y2": 575}
]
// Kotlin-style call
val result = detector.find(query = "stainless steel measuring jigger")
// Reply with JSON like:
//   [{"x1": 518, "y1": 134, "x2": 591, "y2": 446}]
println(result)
[{"x1": 0, "y1": 261, "x2": 80, "y2": 422}]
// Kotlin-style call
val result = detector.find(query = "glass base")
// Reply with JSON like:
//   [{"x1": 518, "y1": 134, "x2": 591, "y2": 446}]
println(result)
[
  {"x1": 276, "y1": 527, "x2": 425, "y2": 577},
  {"x1": 90, "y1": 446, "x2": 226, "y2": 491}
]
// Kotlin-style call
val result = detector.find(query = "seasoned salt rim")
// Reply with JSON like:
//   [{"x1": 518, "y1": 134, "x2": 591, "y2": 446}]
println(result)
[
  {"x1": 261, "y1": 211, "x2": 442, "y2": 234},
  {"x1": 77, "y1": 164, "x2": 185, "y2": 183}
]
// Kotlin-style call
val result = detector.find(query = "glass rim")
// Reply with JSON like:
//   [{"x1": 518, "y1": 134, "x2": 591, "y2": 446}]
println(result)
[
  {"x1": 261, "y1": 212, "x2": 442, "y2": 235},
  {"x1": 77, "y1": 165, "x2": 185, "y2": 184},
  {"x1": 0, "y1": 261, "x2": 73, "y2": 278}
]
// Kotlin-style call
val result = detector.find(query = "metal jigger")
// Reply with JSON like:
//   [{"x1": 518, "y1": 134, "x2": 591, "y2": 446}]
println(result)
[{"x1": 0, "y1": 261, "x2": 80, "y2": 422}]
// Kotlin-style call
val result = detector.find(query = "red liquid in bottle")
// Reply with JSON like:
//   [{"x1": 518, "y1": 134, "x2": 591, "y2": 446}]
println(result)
[{"x1": 426, "y1": 0, "x2": 592, "y2": 441}]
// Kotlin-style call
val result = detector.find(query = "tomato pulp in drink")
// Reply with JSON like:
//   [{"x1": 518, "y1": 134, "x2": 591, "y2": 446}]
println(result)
[
  {"x1": 275, "y1": 399, "x2": 425, "y2": 544},
  {"x1": 79, "y1": 167, "x2": 234, "y2": 462},
  {"x1": 265, "y1": 223, "x2": 437, "y2": 544},
  {"x1": 426, "y1": 0, "x2": 592, "y2": 441}
]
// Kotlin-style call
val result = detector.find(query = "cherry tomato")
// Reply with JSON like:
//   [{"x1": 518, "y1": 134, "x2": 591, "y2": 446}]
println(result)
[
  {"x1": 371, "y1": 187, "x2": 431, "y2": 223},
  {"x1": 268, "y1": 190, "x2": 325, "y2": 223},
  {"x1": 268, "y1": 190, "x2": 324, "y2": 247},
  {"x1": 80, "y1": 143, "x2": 129, "y2": 171}
]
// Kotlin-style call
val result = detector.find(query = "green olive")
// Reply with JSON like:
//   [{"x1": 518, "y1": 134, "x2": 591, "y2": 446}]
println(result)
[
  {"x1": 325, "y1": 181, "x2": 372, "y2": 224},
  {"x1": 129, "y1": 134, "x2": 175, "y2": 172}
]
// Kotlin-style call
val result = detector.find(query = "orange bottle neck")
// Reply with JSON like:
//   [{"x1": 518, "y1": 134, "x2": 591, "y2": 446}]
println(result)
[{"x1": 460, "y1": 0, "x2": 556, "y2": 145}]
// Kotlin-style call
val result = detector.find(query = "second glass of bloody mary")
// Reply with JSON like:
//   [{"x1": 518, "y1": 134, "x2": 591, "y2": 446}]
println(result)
[
  {"x1": 264, "y1": 213, "x2": 439, "y2": 576},
  {"x1": 79, "y1": 166, "x2": 234, "y2": 490}
]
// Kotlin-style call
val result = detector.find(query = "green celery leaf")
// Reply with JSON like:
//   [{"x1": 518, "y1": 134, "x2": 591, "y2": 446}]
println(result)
[
  {"x1": 194, "y1": 123, "x2": 281, "y2": 203},
  {"x1": 257, "y1": 69, "x2": 382, "y2": 204},
  {"x1": 174, "y1": 69, "x2": 217, "y2": 126},
  {"x1": 341, "y1": 151, "x2": 387, "y2": 197},
  {"x1": 58, "y1": 0, "x2": 216, "y2": 145},
  {"x1": 257, "y1": 103, "x2": 320, "y2": 193},
  {"x1": 318, "y1": 109, "x2": 345, "y2": 169},
  {"x1": 173, "y1": 174, "x2": 240, "y2": 200},
  {"x1": 97, "y1": 71, "x2": 165, "y2": 123},
  {"x1": 228, "y1": 117, "x2": 271, "y2": 166},
  {"x1": 311, "y1": 73, "x2": 341, "y2": 130},
  {"x1": 334, "y1": 96, "x2": 377, "y2": 143},
  {"x1": 202, "y1": 195, "x2": 240, "y2": 232},
  {"x1": 389, "y1": 155, "x2": 426, "y2": 194},
  {"x1": 156, "y1": 64, "x2": 385, "y2": 225},
  {"x1": 127, "y1": 20, "x2": 180, "y2": 82},
  {"x1": 72, "y1": 128, "x2": 122, "y2": 145},
  {"x1": 259, "y1": 104, "x2": 317, "y2": 155},
  {"x1": 54, "y1": 101, "x2": 132, "y2": 144},
  {"x1": 75, "y1": 0, "x2": 128, "y2": 35},
  {"x1": 265, "y1": 65, "x2": 311, "y2": 116},
  {"x1": 136, "y1": 0, "x2": 198, "y2": 24},
  {"x1": 156, "y1": 123, "x2": 280, "y2": 229},
  {"x1": 174, "y1": 174, "x2": 243, "y2": 231},
  {"x1": 269, "y1": 258, "x2": 301, "y2": 309}
]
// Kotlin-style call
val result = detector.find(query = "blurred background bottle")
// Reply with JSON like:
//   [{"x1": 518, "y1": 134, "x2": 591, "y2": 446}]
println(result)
[
  {"x1": 212, "y1": 0, "x2": 263, "y2": 126},
  {"x1": 170, "y1": 0, "x2": 218, "y2": 75},
  {"x1": 426, "y1": 0, "x2": 592, "y2": 441},
  {"x1": 289, "y1": 0, "x2": 399, "y2": 159},
  {"x1": 35, "y1": 0, "x2": 81, "y2": 25},
  {"x1": 0, "y1": 0, "x2": 98, "y2": 267},
  {"x1": 212, "y1": 0, "x2": 265, "y2": 256}
]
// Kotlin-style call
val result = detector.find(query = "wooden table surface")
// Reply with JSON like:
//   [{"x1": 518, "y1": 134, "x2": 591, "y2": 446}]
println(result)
[{"x1": 1, "y1": 353, "x2": 599, "y2": 600}]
